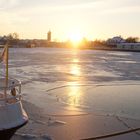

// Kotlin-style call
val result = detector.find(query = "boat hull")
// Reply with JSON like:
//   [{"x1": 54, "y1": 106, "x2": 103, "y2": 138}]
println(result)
[
  {"x1": 0, "y1": 121, "x2": 27, "y2": 140},
  {"x1": 0, "y1": 101, "x2": 28, "y2": 140}
]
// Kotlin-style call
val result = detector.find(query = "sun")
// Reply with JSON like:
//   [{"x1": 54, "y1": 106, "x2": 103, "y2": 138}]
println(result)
[
  {"x1": 68, "y1": 32, "x2": 83, "y2": 47},
  {"x1": 69, "y1": 33, "x2": 82, "y2": 42}
]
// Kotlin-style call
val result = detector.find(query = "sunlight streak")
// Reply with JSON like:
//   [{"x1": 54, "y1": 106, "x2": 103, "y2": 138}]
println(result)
[
  {"x1": 70, "y1": 64, "x2": 81, "y2": 76},
  {"x1": 72, "y1": 58, "x2": 79, "y2": 63},
  {"x1": 68, "y1": 85, "x2": 81, "y2": 106}
]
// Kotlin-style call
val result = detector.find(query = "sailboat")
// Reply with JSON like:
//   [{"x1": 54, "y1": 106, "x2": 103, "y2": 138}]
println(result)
[{"x1": 0, "y1": 44, "x2": 28, "y2": 140}]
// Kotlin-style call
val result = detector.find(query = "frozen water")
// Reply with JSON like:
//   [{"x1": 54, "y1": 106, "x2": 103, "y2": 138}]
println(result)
[
  {"x1": 1, "y1": 48, "x2": 140, "y2": 139},
  {"x1": 4, "y1": 48, "x2": 140, "y2": 83}
]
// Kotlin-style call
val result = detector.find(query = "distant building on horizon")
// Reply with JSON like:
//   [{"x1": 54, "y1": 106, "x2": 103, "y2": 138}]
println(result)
[
  {"x1": 47, "y1": 30, "x2": 51, "y2": 42},
  {"x1": 117, "y1": 43, "x2": 140, "y2": 51},
  {"x1": 106, "y1": 36, "x2": 125, "y2": 46}
]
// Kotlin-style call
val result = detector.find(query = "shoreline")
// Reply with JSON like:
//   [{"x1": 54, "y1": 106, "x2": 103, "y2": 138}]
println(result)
[{"x1": 1, "y1": 46, "x2": 140, "y2": 53}]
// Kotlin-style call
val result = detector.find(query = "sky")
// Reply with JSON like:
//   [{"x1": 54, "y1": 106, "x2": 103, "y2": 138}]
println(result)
[{"x1": 0, "y1": 0, "x2": 140, "y2": 41}]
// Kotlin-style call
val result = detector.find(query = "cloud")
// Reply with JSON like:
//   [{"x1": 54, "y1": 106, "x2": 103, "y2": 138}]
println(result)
[
  {"x1": 102, "y1": 6, "x2": 140, "y2": 15},
  {"x1": 0, "y1": 11, "x2": 29, "y2": 30},
  {"x1": 0, "y1": 0, "x2": 19, "y2": 10},
  {"x1": 1, "y1": 0, "x2": 105, "y2": 11},
  {"x1": 98, "y1": 0, "x2": 140, "y2": 15},
  {"x1": 17, "y1": 0, "x2": 98, "y2": 6}
]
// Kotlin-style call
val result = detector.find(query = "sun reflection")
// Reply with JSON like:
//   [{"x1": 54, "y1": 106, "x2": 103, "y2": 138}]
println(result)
[
  {"x1": 68, "y1": 85, "x2": 81, "y2": 106},
  {"x1": 72, "y1": 58, "x2": 79, "y2": 63},
  {"x1": 70, "y1": 57, "x2": 81, "y2": 76},
  {"x1": 70, "y1": 64, "x2": 81, "y2": 76}
]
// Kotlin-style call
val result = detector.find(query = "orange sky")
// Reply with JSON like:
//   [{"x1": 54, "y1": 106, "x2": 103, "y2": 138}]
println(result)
[{"x1": 0, "y1": 0, "x2": 140, "y2": 41}]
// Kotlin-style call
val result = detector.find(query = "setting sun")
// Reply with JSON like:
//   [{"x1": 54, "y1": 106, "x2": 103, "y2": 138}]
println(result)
[
  {"x1": 68, "y1": 32, "x2": 83, "y2": 47},
  {"x1": 69, "y1": 33, "x2": 82, "y2": 42}
]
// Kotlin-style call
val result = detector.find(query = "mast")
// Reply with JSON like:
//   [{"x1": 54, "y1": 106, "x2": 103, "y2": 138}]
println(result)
[{"x1": 4, "y1": 43, "x2": 9, "y2": 102}]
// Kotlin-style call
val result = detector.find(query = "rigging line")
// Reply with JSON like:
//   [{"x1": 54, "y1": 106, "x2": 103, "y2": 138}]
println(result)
[
  {"x1": 116, "y1": 115, "x2": 140, "y2": 136},
  {"x1": 81, "y1": 127, "x2": 140, "y2": 140}
]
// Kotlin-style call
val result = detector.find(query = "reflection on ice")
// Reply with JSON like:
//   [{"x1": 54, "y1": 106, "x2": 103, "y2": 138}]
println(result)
[
  {"x1": 48, "y1": 84, "x2": 140, "y2": 120},
  {"x1": 70, "y1": 64, "x2": 81, "y2": 76},
  {"x1": 72, "y1": 58, "x2": 79, "y2": 63},
  {"x1": 5, "y1": 48, "x2": 140, "y2": 120},
  {"x1": 67, "y1": 85, "x2": 81, "y2": 106}
]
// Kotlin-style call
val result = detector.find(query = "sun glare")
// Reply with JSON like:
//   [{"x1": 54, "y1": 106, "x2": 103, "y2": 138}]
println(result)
[
  {"x1": 68, "y1": 32, "x2": 83, "y2": 47},
  {"x1": 70, "y1": 33, "x2": 82, "y2": 42}
]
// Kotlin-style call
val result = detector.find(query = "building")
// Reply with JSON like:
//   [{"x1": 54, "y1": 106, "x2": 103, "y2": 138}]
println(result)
[
  {"x1": 47, "y1": 30, "x2": 51, "y2": 42},
  {"x1": 106, "y1": 36, "x2": 125, "y2": 46},
  {"x1": 117, "y1": 43, "x2": 140, "y2": 51}
]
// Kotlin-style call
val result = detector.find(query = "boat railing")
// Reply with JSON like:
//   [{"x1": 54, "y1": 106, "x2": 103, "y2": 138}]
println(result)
[{"x1": 0, "y1": 77, "x2": 22, "y2": 105}]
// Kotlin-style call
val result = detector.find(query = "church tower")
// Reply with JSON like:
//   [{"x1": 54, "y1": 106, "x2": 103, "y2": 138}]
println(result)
[{"x1": 47, "y1": 30, "x2": 51, "y2": 42}]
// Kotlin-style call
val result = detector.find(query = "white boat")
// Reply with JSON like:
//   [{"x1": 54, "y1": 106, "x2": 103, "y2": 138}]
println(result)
[{"x1": 0, "y1": 44, "x2": 28, "y2": 140}]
